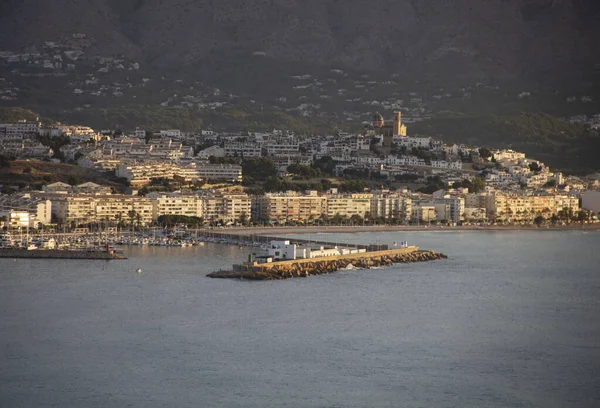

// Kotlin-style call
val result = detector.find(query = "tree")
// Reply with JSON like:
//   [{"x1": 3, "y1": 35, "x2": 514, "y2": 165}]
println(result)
[
  {"x1": 312, "y1": 156, "x2": 336, "y2": 176},
  {"x1": 128, "y1": 210, "x2": 137, "y2": 228},
  {"x1": 534, "y1": 215, "x2": 544, "y2": 227},
  {"x1": 68, "y1": 175, "x2": 83, "y2": 185},
  {"x1": 339, "y1": 180, "x2": 365, "y2": 193},
  {"x1": 144, "y1": 131, "x2": 153, "y2": 144},
  {"x1": 172, "y1": 174, "x2": 186, "y2": 188},
  {"x1": 242, "y1": 158, "x2": 278, "y2": 181},
  {"x1": 529, "y1": 161, "x2": 542, "y2": 172},
  {"x1": 419, "y1": 176, "x2": 446, "y2": 194},
  {"x1": 349, "y1": 214, "x2": 363, "y2": 225},
  {"x1": 479, "y1": 147, "x2": 492, "y2": 159},
  {"x1": 0, "y1": 154, "x2": 15, "y2": 168},
  {"x1": 471, "y1": 177, "x2": 486, "y2": 193},
  {"x1": 287, "y1": 164, "x2": 322, "y2": 179}
]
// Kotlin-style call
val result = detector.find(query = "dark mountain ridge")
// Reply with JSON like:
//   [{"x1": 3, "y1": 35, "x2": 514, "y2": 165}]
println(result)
[{"x1": 1, "y1": 0, "x2": 598, "y2": 80}]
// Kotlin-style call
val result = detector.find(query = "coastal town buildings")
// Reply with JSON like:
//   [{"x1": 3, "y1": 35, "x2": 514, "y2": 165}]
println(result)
[
  {"x1": 1, "y1": 112, "x2": 598, "y2": 229},
  {"x1": 0, "y1": 193, "x2": 52, "y2": 227},
  {"x1": 255, "y1": 191, "x2": 328, "y2": 222}
]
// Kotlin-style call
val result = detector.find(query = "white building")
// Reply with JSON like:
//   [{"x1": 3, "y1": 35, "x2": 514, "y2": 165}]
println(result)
[
  {"x1": 160, "y1": 129, "x2": 181, "y2": 138},
  {"x1": 196, "y1": 145, "x2": 225, "y2": 159}
]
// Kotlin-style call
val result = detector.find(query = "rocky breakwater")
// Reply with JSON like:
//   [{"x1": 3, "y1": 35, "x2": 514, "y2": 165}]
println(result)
[{"x1": 207, "y1": 249, "x2": 447, "y2": 281}]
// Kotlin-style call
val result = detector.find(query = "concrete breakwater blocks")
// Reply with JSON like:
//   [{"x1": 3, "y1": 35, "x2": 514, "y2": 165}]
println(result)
[
  {"x1": 207, "y1": 247, "x2": 448, "y2": 280},
  {"x1": 0, "y1": 248, "x2": 127, "y2": 260}
]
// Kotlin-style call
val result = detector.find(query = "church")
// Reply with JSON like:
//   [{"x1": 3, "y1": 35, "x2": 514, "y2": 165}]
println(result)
[{"x1": 364, "y1": 111, "x2": 407, "y2": 152}]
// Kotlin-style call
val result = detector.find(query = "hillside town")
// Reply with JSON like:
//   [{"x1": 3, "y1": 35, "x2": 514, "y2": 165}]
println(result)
[{"x1": 1, "y1": 111, "x2": 599, "y2": 232}]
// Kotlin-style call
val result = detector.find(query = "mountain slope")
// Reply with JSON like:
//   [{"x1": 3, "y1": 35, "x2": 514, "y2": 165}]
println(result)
[{"x1": 1, "y1": 0, "x2": 598, "y2": 79}]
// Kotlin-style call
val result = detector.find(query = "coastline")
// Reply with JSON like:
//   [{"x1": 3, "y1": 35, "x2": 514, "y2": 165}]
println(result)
[{"x1": 216, "y1": 224, "x2": 600, "y2": 236}]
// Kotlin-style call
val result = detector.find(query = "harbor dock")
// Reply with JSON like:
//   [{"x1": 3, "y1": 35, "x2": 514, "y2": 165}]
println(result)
[
  {"x1": 207, "y1": 246, "x2": 447, "y2": 280},
  {"x1": 0, "y1": 248, "x2": 127, "y2": 260}
]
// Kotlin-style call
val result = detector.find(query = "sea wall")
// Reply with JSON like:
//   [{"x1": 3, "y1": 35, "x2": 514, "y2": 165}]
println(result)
[
  {"x1": 207, "y1": 247, "x2": 447, "y2": 280},
  {"x1": 0, "y1": 249, "x2": 126, "y2": 260}
]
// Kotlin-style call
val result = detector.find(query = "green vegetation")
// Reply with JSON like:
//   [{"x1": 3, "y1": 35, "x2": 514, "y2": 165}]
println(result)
[
  {"x1": 6, "y1": 103, "x2": 325, "y2": 134},
  {"x1": 453, "y1": 177, "x2": 486, "y2": 193},
  {"x1": 36, "y1": 134, "x2": 71, "y2": 161},
  {"x1": 338, "y1": 180, "x2": 366, "y2": 193},
  {"x1": 419, "y1": 176, "x2": 446, "y2": 194},
  {"x1": 241, "y1": 158, "x2": 278, "y2": 182},
  {"x1": 287, "y1": 164, "x2": 323, "y2": 179},
  {"x1": 0, "y1": 154, "x2": 16, "y2": 168},
  {"x1": 156, "y1": 214, "x2": 204, "y2": 227},
  {"x1": 312, "y1": 156, "x2": 336, "y2": 176},
  {"x1": 479, "y1": 147, "x2": 492, "y2": 159},
  {"x1": 412, "y1": 112, "x2": 600, "y2": 174},
  {"x1": 0, "y1": 160, "x2": 127, "y2": 192},
  {"x1": 0, "y1": 107, "x2": 41, "y2": 122}
]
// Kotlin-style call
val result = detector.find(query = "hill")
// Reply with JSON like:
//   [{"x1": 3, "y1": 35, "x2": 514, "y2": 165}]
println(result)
[
  {"x1": 411, "y1": 112, "x2": 600, "y2": 174},
  {"x1": 0, "y1": 160, "x2": 128, "y2": 193},
  {"x1": 1, "y1": 0, "x2": 598, "y2": 81}
]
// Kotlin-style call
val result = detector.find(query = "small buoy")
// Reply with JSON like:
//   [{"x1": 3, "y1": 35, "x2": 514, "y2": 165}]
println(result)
[{"x1": 136, "y1": 268, "x2": 142, "y2": 273}]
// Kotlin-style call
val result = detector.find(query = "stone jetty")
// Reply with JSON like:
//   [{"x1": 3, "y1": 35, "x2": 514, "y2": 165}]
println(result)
[{"x1": 207, "y1": 247, "x2": 447, "y2": 280}]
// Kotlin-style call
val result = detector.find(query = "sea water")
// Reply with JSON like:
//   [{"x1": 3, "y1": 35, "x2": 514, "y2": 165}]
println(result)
[{"x1": 1, "y1": 231, "x2": 599, "y2": 408}]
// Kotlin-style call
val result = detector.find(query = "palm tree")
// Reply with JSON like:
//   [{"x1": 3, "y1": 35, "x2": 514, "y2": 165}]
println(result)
[{"x1": 128, "y1": 210, "x2": 137, "y2": 230}]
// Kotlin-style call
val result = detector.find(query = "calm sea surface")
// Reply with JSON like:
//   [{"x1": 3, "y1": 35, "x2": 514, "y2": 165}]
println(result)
[{"x1": 1, "y1": 231, "x2": 599, "y2": 408}]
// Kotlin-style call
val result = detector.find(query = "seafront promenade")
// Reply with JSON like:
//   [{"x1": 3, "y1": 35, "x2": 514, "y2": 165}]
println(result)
[{"x1": 214, "y1": 223, "x2": 600, "y2": 236}]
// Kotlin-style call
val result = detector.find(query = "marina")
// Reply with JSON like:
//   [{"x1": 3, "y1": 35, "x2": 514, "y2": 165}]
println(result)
[{"x1": 0, "y1": 228, "x2": 446, "y2": 271}]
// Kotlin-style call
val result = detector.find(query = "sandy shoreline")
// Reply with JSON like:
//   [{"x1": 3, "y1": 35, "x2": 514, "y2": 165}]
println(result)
[{"x1": 212, "y1": 224, "x2": 600, "y2": 236}]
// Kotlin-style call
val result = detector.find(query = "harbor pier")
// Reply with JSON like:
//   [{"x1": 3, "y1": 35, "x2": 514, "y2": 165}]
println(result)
[
  {"x1": 0, "y1": 248, "x2": 127, "y2": 260},
  {"x1": 207, "y1": 246, "x2": 447, "y2": 280}
]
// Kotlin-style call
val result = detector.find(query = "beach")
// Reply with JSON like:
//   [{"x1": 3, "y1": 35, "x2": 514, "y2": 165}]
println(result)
[{"x1": 213, "y1": 223, "x2": 600, "y2": 236}]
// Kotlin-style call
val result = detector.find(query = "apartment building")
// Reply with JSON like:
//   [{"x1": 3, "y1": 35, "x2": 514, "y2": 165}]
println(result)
[
  {"x1": 224, "y1": 142, "x2": 262, "y2": 158},
  {"x1": 326, "y1": 193, "x2": 372, "y2": 218},
  {"x1": 0, "y1": 120, "x2": 41, "y2": 140},
  {"x1": 222, "y1": 194, "x2": 252, "y2": 222},
  {"x1": 94, "y1": 196, "x2": 154, "y2": 225},
  {"x1": 148, "y1": 193, "x2": 204, "y2": 219},
  {"x1": 0, "y1": 194, "x2": 52, "y2": 225},
  {"x1": 202, "y1": 195, "x2": 225, "y2": 223},
  {"x1": 49, "y1": 194, "x2": 153, "y2": 225},
  {"x1": 266, "y1": 142, "x2": 300, "y2": 156},
  {"x1": 256, "y1": 191, "x2": 327, "y2": 222},
  {"x1": 116, "y1": 162, "x2": 242, "y2": 186},
  {"x1": 432, "y1": 195, "x2": 465, "y2": 224},
  {"x1": 370, "y1": 193, "x2": 412, "y2": 220},
  {"x1": 411, "y1": 204, "x2": 436, "y2": 223},
  {"x1": 194, "y1": 164, "x2": 242, "y2": 183},
  {"x1": 116, "y1": 162, "x2": 179, "y2": 186},
  {"x1": 486, "y1": 192, "x2": 580, "y2": 222}
]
